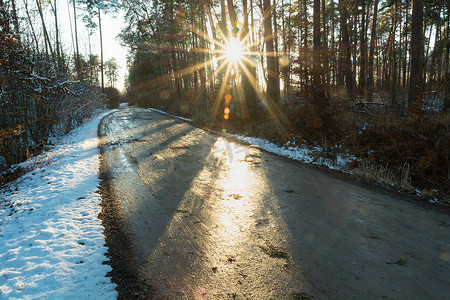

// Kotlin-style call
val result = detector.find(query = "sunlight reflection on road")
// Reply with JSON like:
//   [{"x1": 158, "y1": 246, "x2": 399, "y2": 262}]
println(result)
[
  {"x1": 207, "y1": 138, "x2": 259, "y2": 243},
  {"x1": 137, "y1": 134, "x2": 303, "y2": 298},
  {"x1": 187, "y1": 138, "x2": 298, "y2": 298},
  {"x1": 102, "y1": 108, "x2": 450, "y2": 300}
]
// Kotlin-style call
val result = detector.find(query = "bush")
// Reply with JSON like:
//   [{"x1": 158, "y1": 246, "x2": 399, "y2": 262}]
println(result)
[
  {"x1": 282, "y1": 84, "x2": 357, "y2": 148},
  {"x1": 104, "y1": 87, "x2": 122, "y2": 109},
  {"x1": 355, "y1": 113, "x2": 450, "y2": 198}
]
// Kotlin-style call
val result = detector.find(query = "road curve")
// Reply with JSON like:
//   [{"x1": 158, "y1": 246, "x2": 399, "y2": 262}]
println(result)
[{"x1": 98, "y1": 107, "x2": 450, "y2": 299}]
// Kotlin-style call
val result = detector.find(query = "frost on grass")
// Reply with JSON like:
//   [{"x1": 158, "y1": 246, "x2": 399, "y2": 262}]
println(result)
[{"x1": 0, "y1": 112, "x2": 117, "y2": 299}]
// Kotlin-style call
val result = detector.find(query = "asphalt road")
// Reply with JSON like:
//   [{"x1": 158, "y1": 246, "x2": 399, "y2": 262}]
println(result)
[{"x1": 98, "y1": 107, "x2": 450, "y2": 299}]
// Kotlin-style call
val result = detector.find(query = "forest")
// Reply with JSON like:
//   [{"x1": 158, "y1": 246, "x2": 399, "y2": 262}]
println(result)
[
  {"x1": 1, "y1": 0, "x2": 449, "y2": 200},
  {"x1": 123, "y1": 0, "x2": 449, "y2": 200}
]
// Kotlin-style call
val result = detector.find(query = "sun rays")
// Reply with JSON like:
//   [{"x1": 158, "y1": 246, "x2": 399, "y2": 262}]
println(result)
[{"x1": 128, "y1": 9, "x2": 292, "y2": 140}]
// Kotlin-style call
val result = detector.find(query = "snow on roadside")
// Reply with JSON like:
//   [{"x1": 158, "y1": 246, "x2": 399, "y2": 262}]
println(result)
[
  {"x1": 147, "y1": 107, "x2": 193, "y2": 122},
  {"x1": 0, "y1": 111, "x2": 117, "y2": 299},
  {"x1": 146, "y1": 107, "x2": 354, "y2": 170},
  {"x1": 143, "y1": 107, "x2": 444, "y2": 202},
  {"x1": 223, "y1": 134, "x2": 355, "y2": 170}
]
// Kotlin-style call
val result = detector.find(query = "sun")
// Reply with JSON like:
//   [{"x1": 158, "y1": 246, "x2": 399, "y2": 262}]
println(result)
[{"x1": 225, "y1": 38, "x2": 243, "y2": 63}]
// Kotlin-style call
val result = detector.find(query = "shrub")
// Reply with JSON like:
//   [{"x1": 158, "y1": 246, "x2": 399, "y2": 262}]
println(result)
[{"x1": 104, "y1": 87, "x2": 121, "y2": 109}]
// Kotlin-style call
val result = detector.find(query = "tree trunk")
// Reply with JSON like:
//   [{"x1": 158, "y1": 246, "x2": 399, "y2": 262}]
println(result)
[
  {"x1": 303, "y1": 0, "x2": 309, "y2": 86},
  {"x1": 199, "y1": 3, "x2": 207, "y2": 113},
  {"x1": 272, "y1": 0, "x2": 280, "y2": 100},
  {"x1": 430, "y1": 0, "x2": 442, "y2": 87},
  {"x1": 360, "y1": 0, "x2": 367, "y2": 94},
  {"x1": 220, "y1": 0, "x2": 228, "y2": 38},
  {"x1": 263, "y1": 0, "x2": 279, "y2": 104},
  {"x1": 408, "y1": 0, "x2": 424, "y2": 108},
  {"x1": 23, "y1": 0, "x2": 39, "y2": 53},
  {"x1": 352, "y1": 0, "x2": 358, "y2": 93},
  {"x1": 227, "y1": 0, "x2": 237, "y2": 34},
  {"x1": 339, "y1": 0, "x2": 353, "y2": 97},
  {"x1": 206, "y1": 1, "x2": 217, "y2": 96},
  {"x1": 169, "y1": 1, "x2": 181, "y2": 108},
  {"x1": 367, "y1": 0, "x2": 379, "y2": 101},
  {"x1": 242, "y1": 0, "x2": 258, "y2": 128},
  {"x1": 313, "y1": 0, "x2": 321, "y2": 84},
  {"x1": 389, "y1": 0, "x2": 398, "y2": 105},
  {"x1": 50, "y1": 0, "x2": 62, "y2": 69},
  {"x1": 98, "y1": 8, "x2": 104, "y2": 90},
  {"x1": 331, "y1": 0, "x2": 336, "y2": 86},
  {"x1": 73, "y1": 0, "x2": 81, "y2": 78},
  {"x1": 36, "y1": 0, "x2": 55, "y2": 59},
  {"x1": 322, "y1": 0, "x2": 329, "y2": 84}
]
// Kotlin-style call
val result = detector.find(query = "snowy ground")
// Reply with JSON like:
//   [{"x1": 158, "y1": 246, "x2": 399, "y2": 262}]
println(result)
[
  {"x1": 0, "y1": 111, "x2": 117, "y2": 299},
  {"x1": 147, "y1": 107, "x2": 193, "y2": 122},
  {"x1": 224, "y1": 134, "x2": 355, "y2": 170}
]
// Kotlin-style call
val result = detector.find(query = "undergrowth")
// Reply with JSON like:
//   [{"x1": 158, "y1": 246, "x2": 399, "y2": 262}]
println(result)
[
  {"x1": 280, "y1": 85, "x2": 450, "y2": 202},
  {"x1": 205, "y1": 84, "x2": 449, "y2": 203},
  {"x1": 134, "y1": 83, "x2": 449, "y2": 203}
]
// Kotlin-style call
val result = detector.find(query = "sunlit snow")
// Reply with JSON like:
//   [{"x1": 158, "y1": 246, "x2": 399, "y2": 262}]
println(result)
[{"x1": 0, "y1": 111, "x2": 117, "y2": 299}]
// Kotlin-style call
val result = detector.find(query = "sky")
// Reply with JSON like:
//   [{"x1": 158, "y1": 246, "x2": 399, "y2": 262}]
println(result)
[
  {"x1": 59, "y1": 1, "x2": 128, "y2": 91},
  {"x1": 21, "y1": 0, "x2": 128, "y2": 91}
]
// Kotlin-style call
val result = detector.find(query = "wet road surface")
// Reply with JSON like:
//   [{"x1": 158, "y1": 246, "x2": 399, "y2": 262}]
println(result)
[{"x1": 98, "y1": 107, "x2": 450, "y2": 299}]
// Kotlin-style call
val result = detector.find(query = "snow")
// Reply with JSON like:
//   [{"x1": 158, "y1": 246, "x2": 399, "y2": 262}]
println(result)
[
  {"x1": 0, "y1": 111, "x2": 118, "y2": 299},
  {"x1": 147, "y1": 108, "x2": 193, "y2": 122},
  {"x1": 147, "y1": 107, "x2": 446, "y2": 201},
  {"x1": 223, "y1": 134, "x2": 356, "y2": 170},
  {"x1": 146, "y1": 107, "x2": 355, "y2": 170}
]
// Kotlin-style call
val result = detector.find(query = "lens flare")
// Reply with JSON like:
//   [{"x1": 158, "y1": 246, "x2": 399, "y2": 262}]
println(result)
[
  {"x1": 224, "y1": 107, "x2": 230, "y2": 114},
  {"x1": 175, "y1": 7, "x2": 185, "y2": 17},
  {"x1": 160, "y1": 90, "x2": 170, "y2": 100},
  {"x1": 224, "y1": 114, "x2": 229, "y2": 120},
  {"x1": 250, "y1": 55, "x2": 260, "y2": 67},
  {"x1": 279, "y1": 55, "x2": 290, "y2": 67}
]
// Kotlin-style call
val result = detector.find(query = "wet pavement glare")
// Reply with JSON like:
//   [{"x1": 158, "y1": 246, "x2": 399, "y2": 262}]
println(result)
[{"x1": 99, "y1": 107, "x2": 450, "y2": 300}]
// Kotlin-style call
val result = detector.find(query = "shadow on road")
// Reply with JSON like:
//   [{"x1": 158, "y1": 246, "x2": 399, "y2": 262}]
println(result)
[{"x1": 98, "y1": 107, "x2": 450, "y2": 300}]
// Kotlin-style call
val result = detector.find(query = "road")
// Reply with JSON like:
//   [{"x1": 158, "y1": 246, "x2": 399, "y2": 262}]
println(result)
[{"x1": 98, "y1": 107, "x2": 450, "y2": 299}]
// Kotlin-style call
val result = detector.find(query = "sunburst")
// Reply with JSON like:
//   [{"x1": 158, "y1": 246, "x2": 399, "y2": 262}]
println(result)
[
  {"x1": 224, "y1": 37, "x2": 244, "y2": 64},
  {"x1": 128, "y1": 10, "x2": 291, "y2": 139}
]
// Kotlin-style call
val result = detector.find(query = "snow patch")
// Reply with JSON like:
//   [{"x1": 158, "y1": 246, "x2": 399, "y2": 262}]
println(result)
[
  {"x1": 147, "y1": 108, "x2": 193, "y2": 122},
  {"x1": 0, "y1": 111, "x2": 117, "y2": 299},
  {"x1": 223, "y1": 133, "x2": 356, "y2": 171}
]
